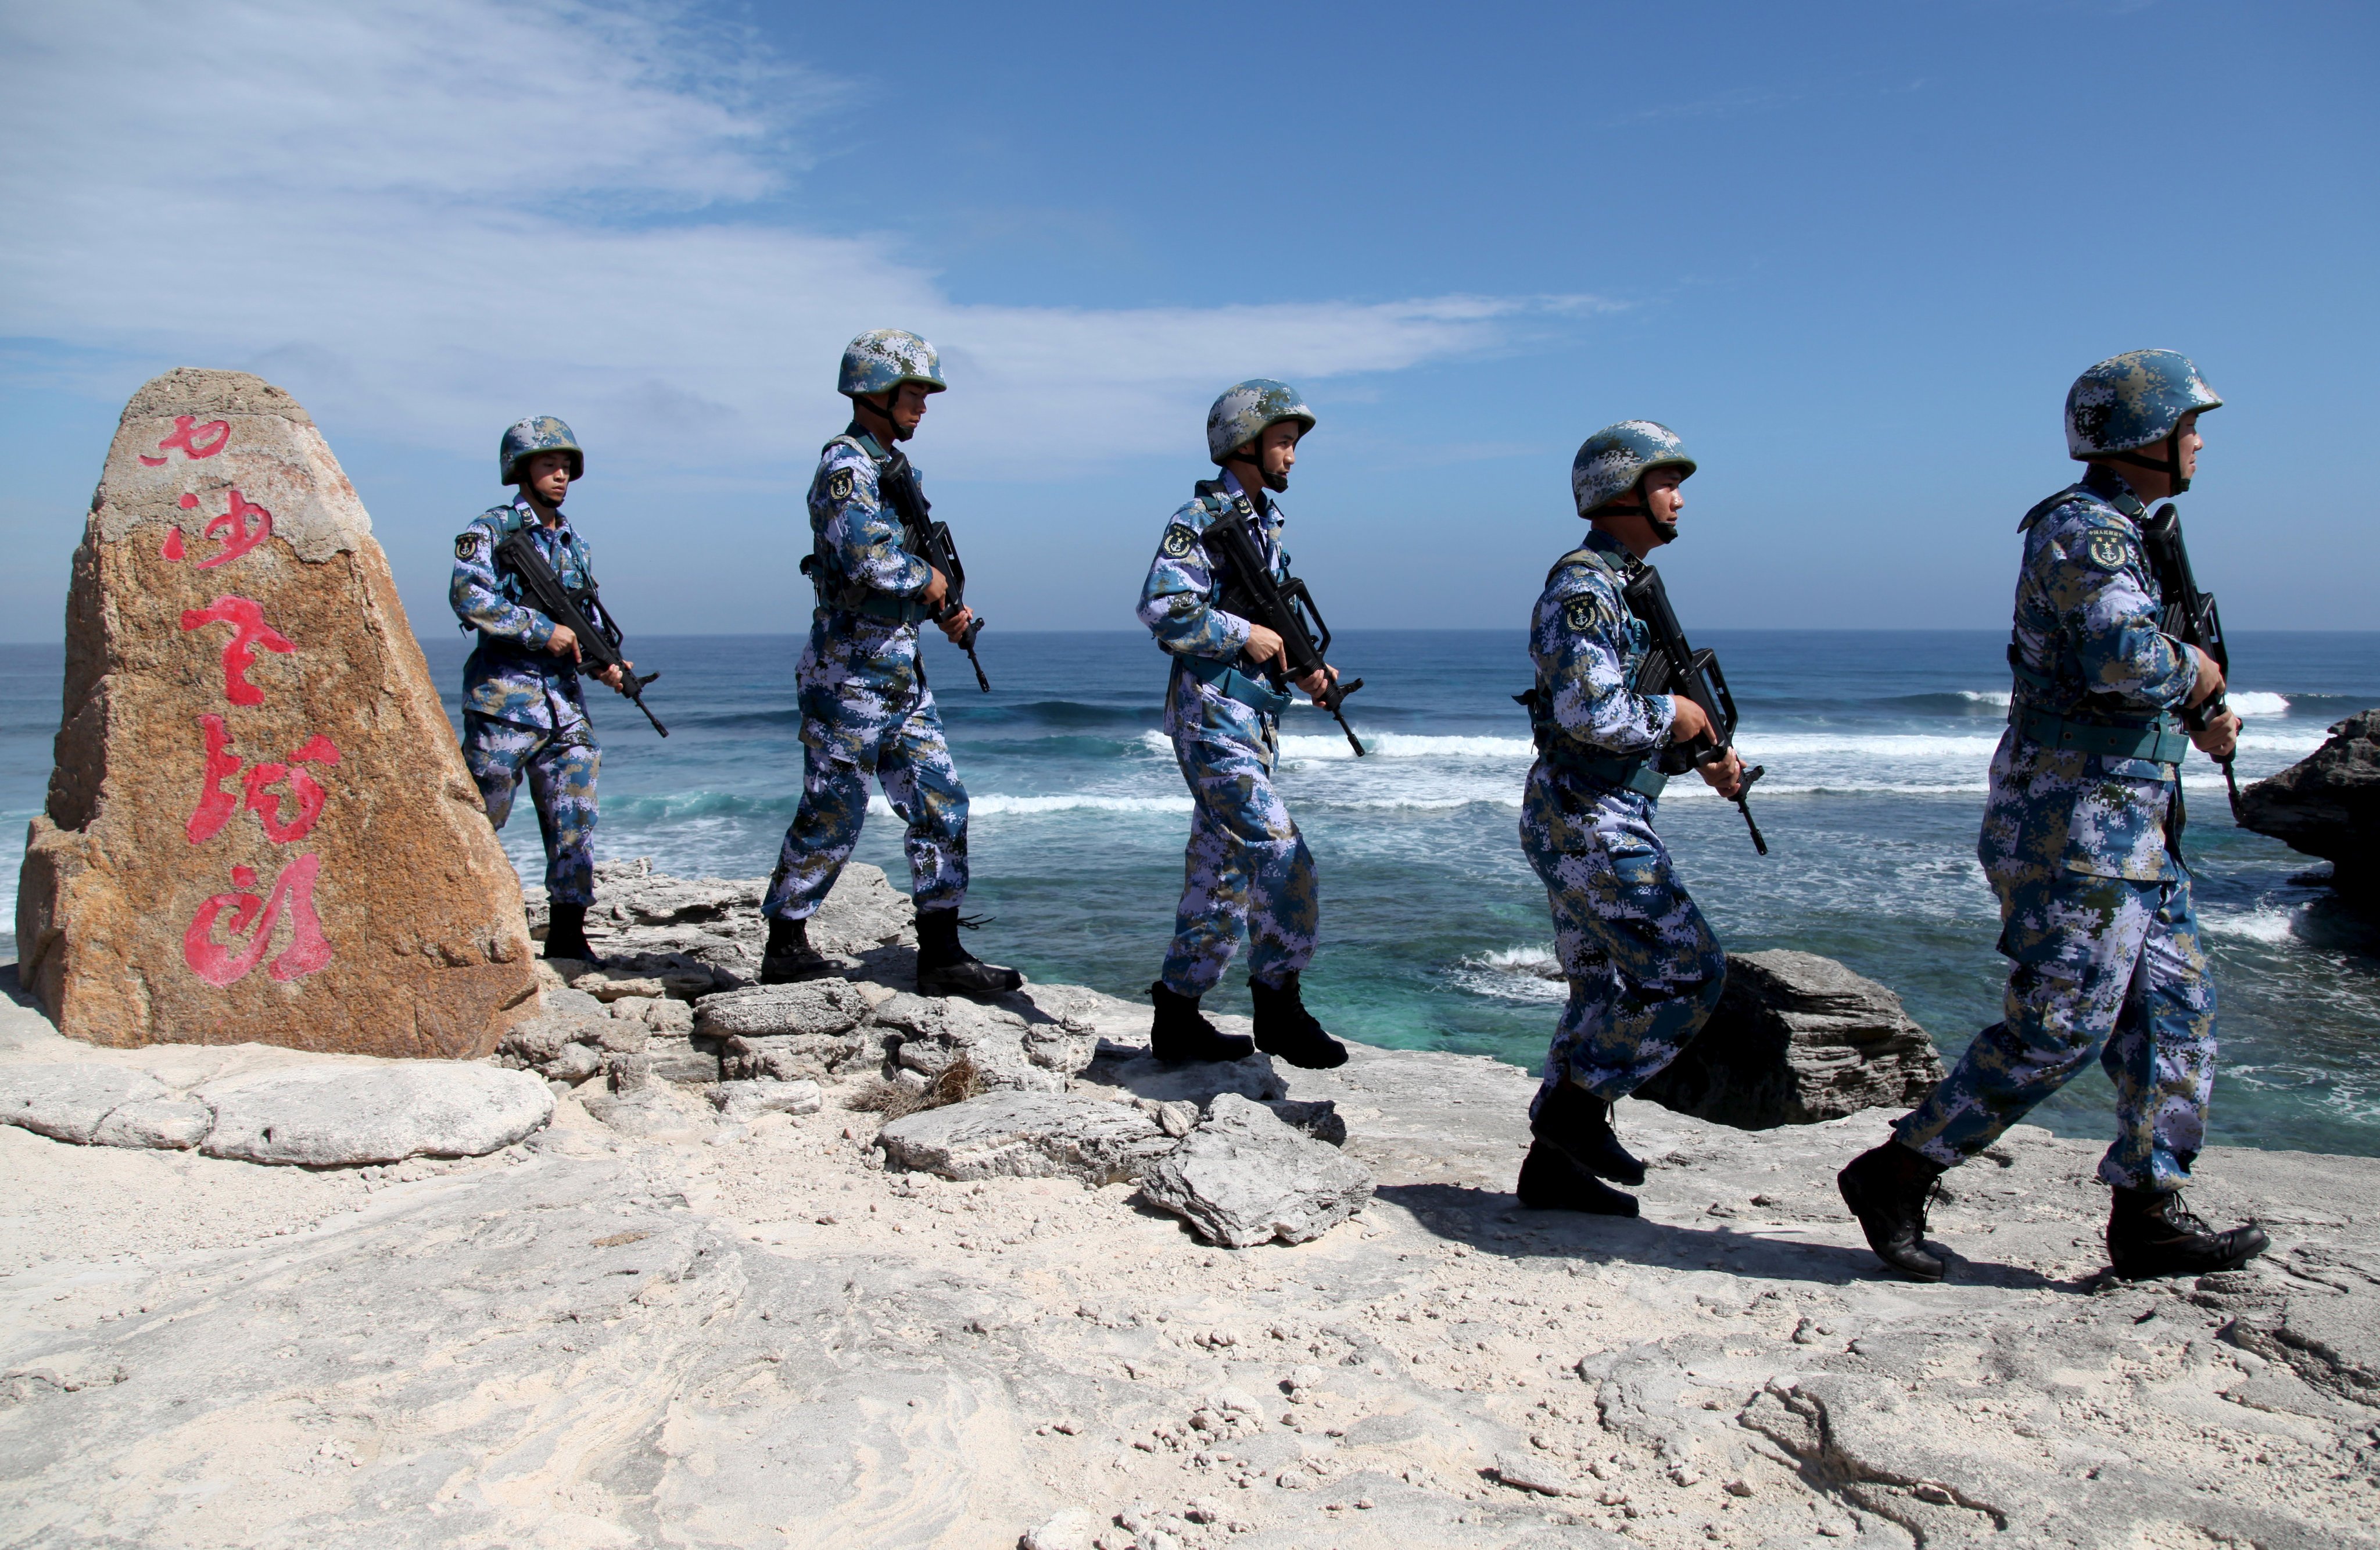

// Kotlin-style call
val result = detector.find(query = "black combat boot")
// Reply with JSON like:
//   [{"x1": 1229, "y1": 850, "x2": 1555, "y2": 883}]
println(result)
[
  {"x1": 1149, "y1": 981, "x2": 1255, "y2": 1064},
  {"x1": 543, "y1": 901, "x2": 602, "y2": 965},
  {"x1": 915, "y1": 909, "x2": 1023, "y2": 1000},
  {"x1": 1837, "y1": 1141, "x2": 1950, "y2": 1281},
  {"x1": 1248, "y1": 973, "x2": 1349, "y2": 1069},
  {"x1": 759, "y1": 915, "x2": 830, "y2": 985},
  {"x1": 2106, "y1": 1185, "x2": 2269, "y2": 1280},
  {"x1": 1532, "y1": 1079, "x2": 1646, "y2": 1187},
  {"x1": 1517, "y1": 1137, "x2": 1639, "y2": 1217}
]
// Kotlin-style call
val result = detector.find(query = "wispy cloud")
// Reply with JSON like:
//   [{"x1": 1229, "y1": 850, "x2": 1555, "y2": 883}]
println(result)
[{"x1": 0, "y1": 0, "x2": 1610, "y2": 477}]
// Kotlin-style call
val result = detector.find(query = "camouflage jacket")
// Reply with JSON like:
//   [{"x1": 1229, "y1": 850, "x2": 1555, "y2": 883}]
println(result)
[
  {"x1": 1528, "y1": 527, "x2": 1676, "y2": 761},
  {"x1": 1983, "y1": 464, "x2": 2199, "y2": 884},
  {"x1": 450, "y1": 498, "x2": 594, "y2": 730},
  {"x1": 807, "y1": 427, "x2": 932, "y2": 618},
  {"x1": 1138, "y1": 472, "x2": 1288, "y2": 739}
]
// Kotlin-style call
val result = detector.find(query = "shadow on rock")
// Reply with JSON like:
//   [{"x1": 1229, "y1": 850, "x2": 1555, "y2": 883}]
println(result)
[{"x1": 1373, "y1": 1181, "x2": 2074, "y2": 1293}]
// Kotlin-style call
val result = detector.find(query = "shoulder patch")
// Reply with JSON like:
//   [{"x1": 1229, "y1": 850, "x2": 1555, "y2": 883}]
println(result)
[
  {"x1": 1561, "y1": 595, "x2": 1605, "y2": 635},
  {"x1": 827, "y1": 467, "x2": 855, "y2": 502},
  {"x1": 456, "y1": 530, "x2": 488, "y2": 561},
  {"x1": 2084, "y1": 531, "x2": 2131, "y2": 571},
  {"x1": 1161, "y1": 522, "x2": 1199, "y2": 559}
]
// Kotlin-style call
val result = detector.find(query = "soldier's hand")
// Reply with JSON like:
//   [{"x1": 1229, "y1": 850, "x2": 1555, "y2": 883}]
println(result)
[
  {"x1": 548, "y1": 624, "x2": 582, "y2": 661},
  {"x1": 1298, "y1": 664, "x2": 1336, "y2": 702},
  {"x1": 1698, "y1": 749, "x2": 1746, "y2": 800},
  {"x1": 597, "y1": 661, "x2": 630, "y2": 693},
  {"x1": 2187, "y1": 645, "x2": 2227, "y2": 708},
  {"x1": 1246, "y1": 624, "x2": 1287, "y2": 670},
  {"x1": 1669, "y1": 694, "x2": 1712, "y2": 745},
  {"x1": 938, "y1": 607, "x2": 974, "y2": 643},
  {"x1": 2192, "y1": 710, "x2": 2241, "y2": 760},
  {"x1": 922, "y1": 567, "x2": 951, "y2": 610}
]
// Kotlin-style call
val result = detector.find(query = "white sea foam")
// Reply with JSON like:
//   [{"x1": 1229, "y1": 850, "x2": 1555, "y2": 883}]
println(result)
[
  {"x1": 871, "y1": 793, "x2": 1192, "y2": 817},
  {"x1": 2201, "y1": 905, "x2": 2303, "y2": 944},
  {"x1": 2229, "y1": 692, "x2": 2291, "y2": 717},
  {"x1": 1958, "y1": 689, "x2": 2013, "y2": 707},
  {"x1": 1447, "y1": 944, "x2": 1568, "y2": 1004}
]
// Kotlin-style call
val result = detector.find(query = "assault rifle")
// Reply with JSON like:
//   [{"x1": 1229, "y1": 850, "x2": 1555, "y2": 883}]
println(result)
[
  {"x1": 1622, "y1": 565, "x2": 1766, "y2": 854},
  {"x1": 2139, "y1": 502, "x2": 2242, "y2": 818},
  {"x1": 1204, "y1": 488, "x2": 1366, "y2": 756},
  {"x1": 494, "y1": 529, "x2": 667, "y2": 737},
  {"x1": 879, "y1": 450, "x2": 991, "y2": 692}
]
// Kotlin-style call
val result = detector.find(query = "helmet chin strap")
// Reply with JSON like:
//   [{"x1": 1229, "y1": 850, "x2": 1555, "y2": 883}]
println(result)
[
  {"x1": 858, "y1": 390, "x2": 913, "y2": 443},
  {"x1": 1226, "y1": 446, "x2": 1288, "y2": 494},
  {"x1": 1598, "y1": 480, "x2": 1678, "y2": 544},
  {"x1": 2108, "y1": 431, "x2": 2188, "y2": 494}
]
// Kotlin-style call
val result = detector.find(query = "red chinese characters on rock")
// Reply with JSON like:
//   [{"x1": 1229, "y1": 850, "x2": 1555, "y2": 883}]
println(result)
[
  {"x1": 162, "y1": 489, "x2": 274, "y2": 569},
  {"x1": 173, "y1": 573, "x2": 336, "y2": 987},
  {"x1": 139, "y1": 414, "x2": 231, "y2": 467},
  {"x1": 178, "y1": 596, "x2": 295, "y2": 707},
  {"x1": 185, "y1": 715, "x2": 340, "y2": 845},
  {"x1": 183, "y1": 854, "x2": 334, "y2": 987}
]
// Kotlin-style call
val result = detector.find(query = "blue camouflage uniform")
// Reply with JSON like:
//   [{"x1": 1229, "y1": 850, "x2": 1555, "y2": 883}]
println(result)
[
  {"x1": 764, "y1": 427, "x2": 969, "y2": 921},
  {"x1": 1519, "y1": 527, "x2": 1726, "y2": 1110},
  {"x1": 1138, "y1": 472, "x2": 1320, "y2": 998},
  {"x1": 450, "y1": 498, "x2": 602, "y2": 905},
  {"x1": 1894, "y1": 463, "x2": 2216, "y2": 1193}
]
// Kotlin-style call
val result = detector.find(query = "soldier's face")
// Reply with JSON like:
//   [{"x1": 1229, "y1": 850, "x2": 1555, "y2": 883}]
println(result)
[
  {"x1": 522, "y1": 452, "x2": 572, "y2": 507},
  {"x1": 1245, "y1": 423, "x2": 1302, "y2": 492},
  {"x1": 881, "y1": 382, "x2": 933, "y2": 441},
  {"x1": 2174, "y1": 412, "x2": 2202, "y2": 482},
  {"x1": 1642, "y1": 467, "x2": 1686, "y2": 526}
]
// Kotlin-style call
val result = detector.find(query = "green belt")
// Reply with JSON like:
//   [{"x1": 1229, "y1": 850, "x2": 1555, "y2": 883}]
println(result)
[
  {"x1": 1538, "y1": 741, "x2": 1669, "y2": 797},
  {"x1": 816, "y1": 592, "x2": 931, "y2": 625},
  {"x1": 2015, "y1": 703, "x2": 2189, "y2": 764},
  {"x1": 1178, "y1": 653, "x2": 1292, "y2": 718}
]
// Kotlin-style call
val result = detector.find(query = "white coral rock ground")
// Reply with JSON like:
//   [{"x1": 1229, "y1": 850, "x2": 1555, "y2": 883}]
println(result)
[{"x1": 2, "y1": 867, "x2": 2376, "y2": 1548}]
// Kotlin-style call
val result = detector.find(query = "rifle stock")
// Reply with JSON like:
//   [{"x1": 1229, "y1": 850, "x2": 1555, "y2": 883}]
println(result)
[
  {"x1": 1203, "y1": 491, "x2": 1365, "y2": 756},
  {"x1": 493, "y1": 529, "x2": 667, "y2": 737},
  {"x1": 1622, "y1": 565, "x2": 1766, "y2": 854}
]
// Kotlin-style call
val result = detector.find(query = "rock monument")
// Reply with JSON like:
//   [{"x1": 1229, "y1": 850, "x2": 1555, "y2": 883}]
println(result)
[{"x1": 14, "y1": 368, "x2": 539, "y2": 1057}]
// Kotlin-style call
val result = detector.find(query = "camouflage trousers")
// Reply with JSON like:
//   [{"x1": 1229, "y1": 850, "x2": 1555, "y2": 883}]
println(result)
[
  {"x1": 1159, "y1": 719, "x2": 1318, "y2": 998},
  {"x1": 1895, "y1": 867, "x2": 2216, "y2": 1193},
  {"x1": 461, "y1": 711, "x2": 599, "y2": 905},
  {"x1": 764, "y1": 693, "x2": 969, "y2": 921},
  {"x1": 1520, "y1": 764, "x2": 1726, "y2": 1108}
]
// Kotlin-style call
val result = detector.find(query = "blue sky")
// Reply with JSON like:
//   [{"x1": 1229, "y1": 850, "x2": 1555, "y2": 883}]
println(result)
[{"x1": 2, "y1": 0, "x2": 2373, "y2": 642}]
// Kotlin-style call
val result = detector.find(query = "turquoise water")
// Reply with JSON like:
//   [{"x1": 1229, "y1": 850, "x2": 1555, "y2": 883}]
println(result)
[{"x1": 5, "y1": 628, "x2": 2377, "y2": 1155}]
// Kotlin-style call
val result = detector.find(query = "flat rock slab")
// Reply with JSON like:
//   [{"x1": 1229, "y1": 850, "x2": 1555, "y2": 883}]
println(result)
[
  {"x1": 695, "y1": 980, "x2": 872, "y2": 1041},
  {"x1": 196, "y1": 1064, "x2": 552, "y2": 1165},
  {"x1": 879, "y1": 1091, "x2": 1175, "y2": 1184},
  {"x1": 1081, "y1": 1040, "x2": 1288, "y2": 1106},
  {"x1": 708, "y1": 1078, "x2": 821, "y2": 1120},
  {"x1": 0, "y1": 1065, "x2": 177, "y2": 1145},
  {"x1": 1138, "y1": 1092, "x2": 1375, "y2": 1248}
]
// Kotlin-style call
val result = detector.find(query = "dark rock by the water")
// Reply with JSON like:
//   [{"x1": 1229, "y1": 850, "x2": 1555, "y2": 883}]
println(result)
[
  {"x1": 2239, "y1": 708, "x2": 2379, "y2": 896},
  {"x1": 1634, "y1": 949, "x2": 1945, "y2": 1129}
]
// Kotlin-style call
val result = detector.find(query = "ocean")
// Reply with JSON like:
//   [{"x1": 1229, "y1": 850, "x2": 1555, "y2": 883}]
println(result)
[{"x1": 4, "y1": 628, "x2": 2375, "y2": 1158}]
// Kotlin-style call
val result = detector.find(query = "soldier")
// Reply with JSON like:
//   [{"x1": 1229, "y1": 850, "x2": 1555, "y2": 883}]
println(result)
[
  {"x1": 1840, "y1": 350, "x2": 2267, "y2": 1283},
  {"x1": 757, "y1": 330, "x2": 1020, "y2": 1000},
  {"x1": 451, "y1": 417, "x2": 634, "y2": 964},
  {"x1": 1514, "y1": 423, "x2": 1744, "y2": 1216},
  {"x1": 1135, "y1": 380, "x2": 1350, "y2": 1069}
]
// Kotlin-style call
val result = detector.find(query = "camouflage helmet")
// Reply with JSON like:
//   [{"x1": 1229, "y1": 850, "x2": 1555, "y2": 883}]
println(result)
[
  {"x1": 1572, "y1": 420, "x2": 1696, "y2": 517},
  {"x1": 838, "y1": 329, "x2": 948, "y2": 400},
  {"x1": 2066, "y1": 350, "x2": 2221, "y2": 460},
  {"x1": 500, "y1": 416, "x2": 584, "y2": 485},
  {"x1": 1207, "y1": 379, "x2": 1316, "y2": 464}
]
